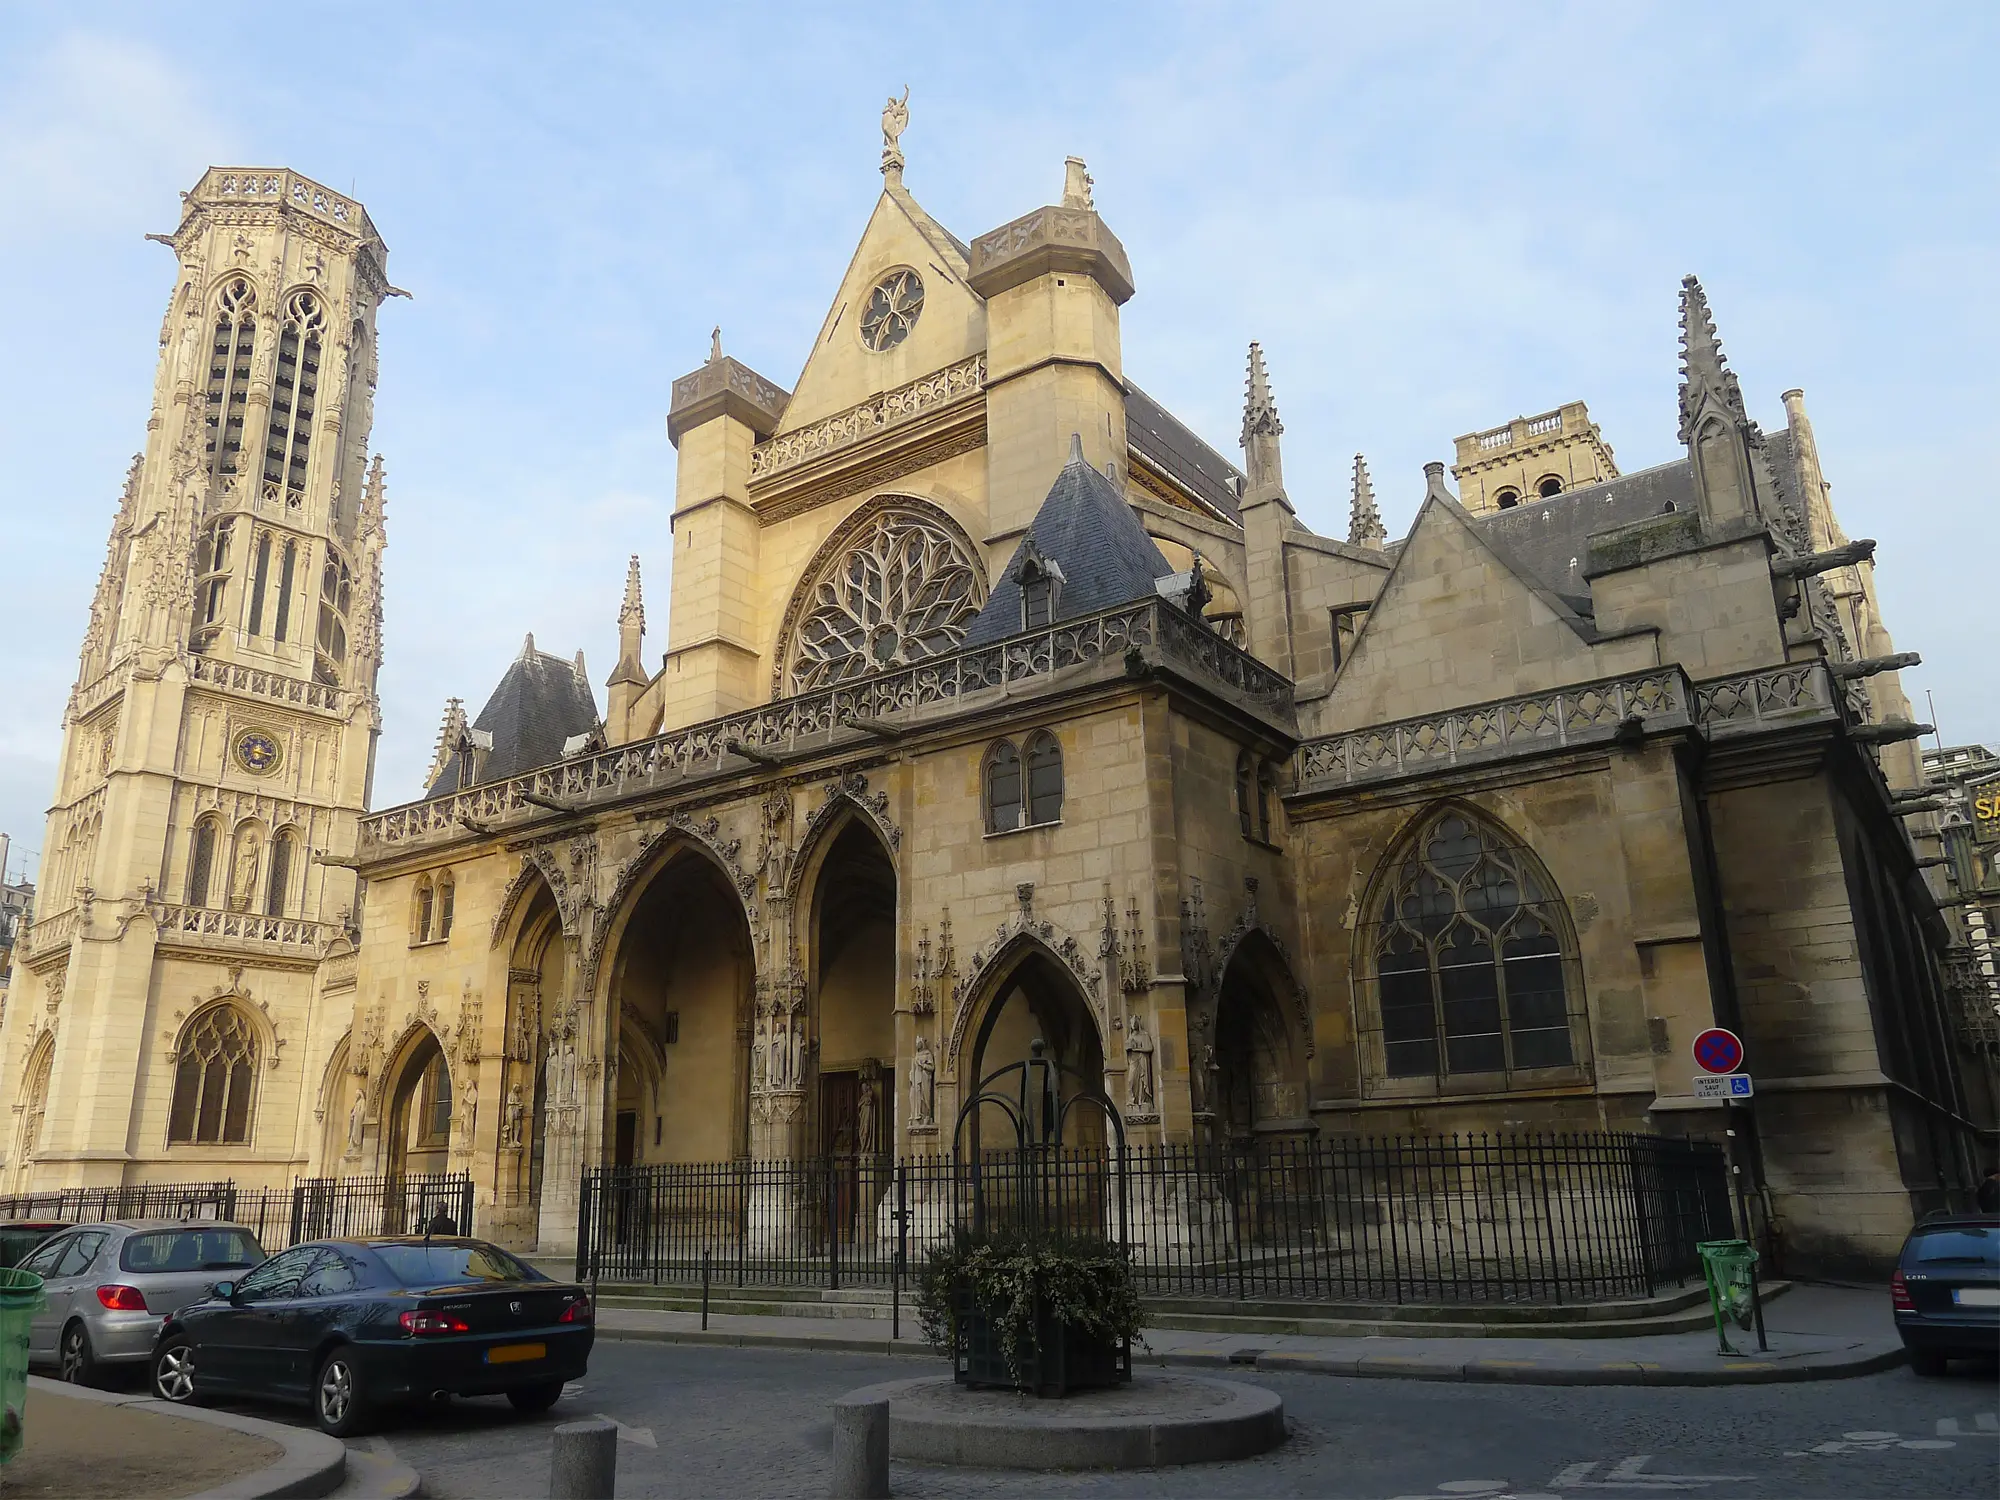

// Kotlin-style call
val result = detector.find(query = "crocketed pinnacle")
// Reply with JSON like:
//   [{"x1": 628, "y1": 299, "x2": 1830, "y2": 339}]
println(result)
[
  {"x1": 1241, "y1": 341, "x2": 1283, "y2": 445},
  {"x1": 1677, "y1": 274, "x2": 1748, "y2": 444},
  {"x1": 619, "y1": 554, "x2": 644, "y2": 631},
  {"x1": 1348, "y1": 454, "x2": 1386, "y2": 548}
]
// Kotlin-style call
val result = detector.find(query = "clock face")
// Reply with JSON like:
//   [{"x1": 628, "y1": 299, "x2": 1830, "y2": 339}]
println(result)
[
  {"x1": 859, "y1": 268, "x2": 924, "y2": 352},
  {"x1": 235, "y1": 730, "x2": 282, "y2": 776}
]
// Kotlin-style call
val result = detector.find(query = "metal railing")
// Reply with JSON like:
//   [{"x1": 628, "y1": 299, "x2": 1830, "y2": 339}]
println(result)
[
  {"x1": 0, "y1": 1173, "x2": 474, "y2": 1255},
  {"x1": 576, "y1": 1132, "x2": 1730, "y2": 1306}
]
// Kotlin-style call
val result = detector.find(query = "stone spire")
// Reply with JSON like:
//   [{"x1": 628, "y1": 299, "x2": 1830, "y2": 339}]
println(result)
[
  {"x1": 1240, "y1": 342, "x2": 1284, "y2": 498},
  {"x1": 619, "y1": 554, "x2": 644, "y2": 633},
  {"x1": 1676, "y1": 274, "x2": 1748, "y2": 445},
  {"x1": 427, "y1": 697, "x2": 467, "y2": 788},
  {"x1": 1348, "y1": 454, "x2": 1386, "y2": 549}
]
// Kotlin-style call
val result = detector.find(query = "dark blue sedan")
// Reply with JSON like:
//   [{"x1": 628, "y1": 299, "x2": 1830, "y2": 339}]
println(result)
[
  {"x1": 151, "y1": 1237, "x2": 593, "y2": 1435},
  {"x1": 1891, "y1": 1215, "x2": 2000, "y2": 1375}
]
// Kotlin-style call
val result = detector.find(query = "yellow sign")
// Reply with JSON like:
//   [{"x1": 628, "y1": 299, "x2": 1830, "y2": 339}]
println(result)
[{"x1": 1974, "y1": 787, "x2": 2000, "y2": 845}]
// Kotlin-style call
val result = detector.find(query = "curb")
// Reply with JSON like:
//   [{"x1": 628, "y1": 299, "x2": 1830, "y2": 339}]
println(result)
[
  {"x1": 26, "y1": 1375, "x2": 348, "y2": 1499},
  {"x1": 598, "y1": 1325, "x2": 1909, "y2": 1386}
]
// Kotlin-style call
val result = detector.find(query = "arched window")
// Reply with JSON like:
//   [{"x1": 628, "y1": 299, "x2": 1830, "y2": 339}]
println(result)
[
  {"x1": 192, "y1": 517, "x2": 236, "y2": 633},
  {"x1": 316, "y1": 549, "x2": 352, "y2": 668},
  {"x1": 1537, "y1": 475, "x2": 1565, "y2": 498},
  {"x1": 1016, "y1": 542, "x2": 1065, "y2": 632},
  {"x1": 1367, "y1": 809, "x2": 1575, "y2": 1081},
  {"x1": 1494, "y1": 488, "x2": 1521, "y2": 509},
  {"x1": 1235, "y1": 753, "x2": 1255, "y2": 838},
  {"x1": 415, "y1": 1053, "x2": 453, "y2": 1147},
  {"x1": 265, "y1": 829, "x2": 295, "y2": 917},
  {"x1": 203, "y1": 278, "x2": 257, "y2": 481},
  {"x1": 272, "y1": 538, "x2": 297, "y2": 643},
  {"x1": 1024, "y1": 732, "x2": 1063, "y2": 826},
  {"x1": 186, "y1": 817, "x2": 220, "y2": 907},
  {"x1": 984, "y1": 741, "x2": 1022, "y2": 833},
  {"x1": 412, "y1": 877, "x2": 434, "y2": 944},
  {"x1": 436, "y1": 873, "x2": 455, "y2": 941},
  {"x1": 265, "y1": 290, "x2": 325, "y2": 504},
  {"x1": 1257, "y1": 762, "x2": 1278, "y2": 843},
  {"x1": 167, "y1": 1005, "x2": 258, "y2": 1144},
  {"x1": 247, "y1": 532, "x2": 272, "y2": 636}
]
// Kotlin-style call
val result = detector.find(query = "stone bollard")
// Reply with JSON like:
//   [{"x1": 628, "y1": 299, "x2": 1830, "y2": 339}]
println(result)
[
  {"x1": 550, "y1": 1417, "x2": 618, "y2": 1499},
  {"x1": 829, "y1": 1394, "x2": 890, "y2": 1499}
]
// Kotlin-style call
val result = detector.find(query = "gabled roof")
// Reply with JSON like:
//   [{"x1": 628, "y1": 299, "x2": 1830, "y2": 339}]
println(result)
[
  {"x1": 1473, "y1": 460, "x2": 1693, "y2": 608},
  {"x1": 425, "y1": 639, "x2": 602, "y2": 798},
  {"x1": 963, "y1": 437, "x2": 1175, "y2": 646},
  {"x1": 1125, "y1": 381, "x2": 1244, "y2": 523}
]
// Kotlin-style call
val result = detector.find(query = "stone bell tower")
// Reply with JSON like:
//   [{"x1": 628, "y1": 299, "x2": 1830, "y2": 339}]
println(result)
[{"x1": 1, "y1": 168, "x2": 396, "y2": 1190}]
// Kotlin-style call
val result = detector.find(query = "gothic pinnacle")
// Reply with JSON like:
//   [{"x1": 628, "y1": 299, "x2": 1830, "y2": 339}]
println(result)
[
  {"x1": 1349, "y1": 454, "x2": 1386, "y2": 548},
  {"x1": 619, "y1": 554, "x2": 645, "y2": 631},
  {"x1": 1241, "y1": 341, "x2": 1282, "y2": 445},
  {"x1": 1677, "y1": 273, "x2": 1747, "y2": 443}
]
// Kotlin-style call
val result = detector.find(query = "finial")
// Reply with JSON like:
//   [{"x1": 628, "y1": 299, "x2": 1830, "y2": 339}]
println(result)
[
  {"x1": 1349, "y1": 454, "x2": 1386, "y2": 548},
  {"x1": 1677, "y1": 273, "x2": 1746, "y2": 442},
  {"x1": 521, "y1": 631, "x2": 535, "y2": 658},
  {"x1": 1067, "y1": 430, "x2": 1086, "y2": 465},
  {"x1": 1422, "y1": 461, "x2": 1454, "y2": 506},
  {"x1": 1062, "y1": 156, "x2": 1095, "y2": 210},
  {"x1": 620, "y1": 554, "x2": 645, "y2": 630},
  {"x1": 708, "y1": 326, "x2": 722, "y2": 363},
  {"x1": 880, "y1": 86, "x2": 910, "y2": 181},
  {"x1": 1241, "y1": 341, "x2": 1282, "y2": 444},
  {"x1": 573, "y1": 648, "x2": 588, "y2": 680}
]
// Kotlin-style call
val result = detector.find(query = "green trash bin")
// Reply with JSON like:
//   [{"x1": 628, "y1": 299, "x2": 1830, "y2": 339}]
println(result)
[
  {"x1": 0, "y1": 1267, "x2": 43, "y2": 1465},
  {"x1": 1696, "y1": 1238, "x2": 1758, "y2": 1355}
]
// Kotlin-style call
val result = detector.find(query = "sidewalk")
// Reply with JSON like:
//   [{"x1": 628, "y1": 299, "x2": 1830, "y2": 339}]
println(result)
[
  {"x1": 596, "y1": 1282, "x2": 1907, "y2": 1386},
  {"x1": 1, "y1": 1380, "x2": 280, "y2": 1499}
]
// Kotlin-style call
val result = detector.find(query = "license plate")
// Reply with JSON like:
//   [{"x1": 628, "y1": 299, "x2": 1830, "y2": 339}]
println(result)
[
  {"x1": 1950, "y1": 1288, "x2": 2000, "y2": 1307},
  {"x1": 486, "y1": 1342, "x2": 547, "y2": 1364}
]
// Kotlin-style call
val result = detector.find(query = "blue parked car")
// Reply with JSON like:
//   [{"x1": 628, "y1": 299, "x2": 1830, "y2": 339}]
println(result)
[{"x1": 1891, "y1": 1215, "x2": 2000, "y2": 1376}]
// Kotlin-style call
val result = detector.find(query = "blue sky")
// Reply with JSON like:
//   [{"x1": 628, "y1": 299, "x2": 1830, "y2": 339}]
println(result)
[{"x1": 1, "y1": 2, "x2": 1993, "y2": 885}]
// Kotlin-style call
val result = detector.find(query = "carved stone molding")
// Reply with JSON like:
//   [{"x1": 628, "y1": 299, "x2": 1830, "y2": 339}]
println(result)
[
  {"x1": 1211, "y1": 876, "x2": 1314, "y2": 1059},
  {"x1": 583, "y1": 812, "x2": 755, "y2": 996},
  {"x1": 945, "y1": 884, "x2": 1103, "y2": 1073},
  {"x1": 783, "y1": 772, "x2": 901, "y2": 908}
]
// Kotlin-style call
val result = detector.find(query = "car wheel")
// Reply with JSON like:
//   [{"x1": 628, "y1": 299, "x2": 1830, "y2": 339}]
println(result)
[
  {"x1": 59, "y1": 1323, "x2": 99, "y2": 1388},
  {"x1": 313, "y1": 1350, "x2": 373, "y2": 1437},
  {"x1": 152, "y1": 1336, "x2": 199, "y2": 1404},
  {"x1": 1909, "y1": 1349, "x2": 1948, "y2": 1377},
  {"x1": 506, "y1": 1380, "x2": 565, "y2": 1414}
]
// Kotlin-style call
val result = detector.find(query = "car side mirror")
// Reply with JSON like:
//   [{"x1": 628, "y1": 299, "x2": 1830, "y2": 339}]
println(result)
[{"x1": 210, "y1": 1280, "x2": 237, "y2": 1302}]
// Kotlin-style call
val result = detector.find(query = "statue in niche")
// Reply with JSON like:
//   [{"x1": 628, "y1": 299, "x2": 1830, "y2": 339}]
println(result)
[
  {"x1": 548, "y1": 1030, "x2": 577, "y2": 1110},
  {"x1": 345, "y1": 1086, "x2": 367, "y2": 1154},
  {"x1": 502, "y1": 1083, "x2": 525, "y2": 1149},
  {"x1": 788, "y1": 1013, "x2": 807, "y2": 1092},
  {"x1": 908, "y1": 1035, "x2": 935, "y2": 1128},
  {"x1": 752, "y1": 1011, "x2": 768, "y2": 1090},
  {"x1": 857, "y1": 1070, "x2": 880, "y2": 1156},
  {"x1": 228, "y1": 831, "x2": 262, "y2": 912},
  {"x1": 1125, "y1": 1013, "x2": 1157, "y2": 1112},
  {"x1": 457, "y1": 1067, "x2": 478, "y2": 1143}
]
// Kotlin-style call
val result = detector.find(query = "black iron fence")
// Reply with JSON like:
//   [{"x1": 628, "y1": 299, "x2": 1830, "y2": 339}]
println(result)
[
  {"x1": 577, "y1": 1133, "x2": 1732, "y2": 1306},
  {"x1": 0, "y1": 1173, "x2": 475, "y2": 1254}
]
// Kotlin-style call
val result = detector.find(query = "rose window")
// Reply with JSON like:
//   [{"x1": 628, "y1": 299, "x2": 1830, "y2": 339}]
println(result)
[
  {"x1": 787, "y1": 509, "x2": 986, "y2": 691},
  {"x1": 859, "y1": 269, "x2": 924, "y2": 352}
]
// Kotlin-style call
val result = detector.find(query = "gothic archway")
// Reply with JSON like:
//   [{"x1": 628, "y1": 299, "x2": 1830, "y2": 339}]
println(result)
[
  {"x1": 956, "y1": 939, "x2": 1108, "y2": 1157},
  {"x1": 383, "y1": 1026, "x2": 452, "y2": 1200},
  {"x1": 1212, "y1": 931, "x2": 1310, "y2": 1142},
  {"x1": 802, "y1": 815, "x2": 898, "y2": 1164}
]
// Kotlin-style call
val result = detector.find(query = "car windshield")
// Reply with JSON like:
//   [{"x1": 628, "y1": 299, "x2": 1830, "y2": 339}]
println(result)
[
  {"x1": 120, "y1": 1228, "x2": 264, "y2": 1274},
  {"x1": 1908, "y1": 1228, "x2": 1998, "y2": 1266},
  {"x1": 374, "y1": 1243, "x2": 539, "y2": 1288}
]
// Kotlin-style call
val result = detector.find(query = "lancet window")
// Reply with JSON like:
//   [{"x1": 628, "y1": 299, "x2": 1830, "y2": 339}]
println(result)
[
  {"x1": 985, "y1": 732, "x2": 1064, "y2": 833},
  {"x1": 247, "y1": 533, "x2": 272, "y2": 636},
  {"x1": 203, "y1": 278, "x2": 257, "y2": 481},
  {"x1": 1366, "y1": 810, "x2": 1576, "y2": 1082},
  {"x1": 264, "y1": 290, "x2": 325, "y2": 504},
  {"x1": 316, "y1": 548, "x2": 352, "y2": 681},
  {"x1": 192, "y1": 518, "x2": 236, "y2": 633},
  {"x1": 167, "y1": 1005, "x2": 258, "y2": 1145},
  {"x1": 412, "y1": 876, "x2": 435, "y2": 944},
  {"x1": 185, "y1": 816, "x2": 221, "y2": 907},
  {"x1": 273, "y1": 538, "x2": 297, "y2": 642},
  {"x1": 265, "y1": 829, "x2": 296, "y2": 917}
]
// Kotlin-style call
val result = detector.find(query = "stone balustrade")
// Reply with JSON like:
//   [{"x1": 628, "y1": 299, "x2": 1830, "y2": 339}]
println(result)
[
  {"x1": 751, "y1": 354, "x2": 984, "y2": 483},
  {"x1": 188, "y1": 655, "x2": 345, "y2": 715},
  {"x1": 17, "y1": 907, "x2": 79, "y2": 961},
  {"x1": 1294, "y1": 662, "x2": 1838, "y2": 792},
  {"x1": 149, "y1": 901, "x2": 336, "y2": 953},
  {"x1": 360, "y1": 597, "x2": 1294, "y2": 852}
]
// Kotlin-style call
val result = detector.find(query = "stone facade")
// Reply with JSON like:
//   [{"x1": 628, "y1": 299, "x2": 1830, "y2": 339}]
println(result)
[{"x1": 6, "y1": 128, "x2": 1982, "y2": 1278}]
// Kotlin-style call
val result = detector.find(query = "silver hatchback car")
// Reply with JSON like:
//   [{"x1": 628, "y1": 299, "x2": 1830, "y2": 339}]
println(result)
[{"x1": 14, "y1": 1221, "x2": 266, "y2": 1384}]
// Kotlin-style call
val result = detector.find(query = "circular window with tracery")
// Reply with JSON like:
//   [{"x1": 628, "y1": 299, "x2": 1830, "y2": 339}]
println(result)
[
  {"x1": 859, "y1": 268, "x2": 924, "y2": 352},
  {"x1": 785, "y1": 506, "x2": 986, "y2": 692}
]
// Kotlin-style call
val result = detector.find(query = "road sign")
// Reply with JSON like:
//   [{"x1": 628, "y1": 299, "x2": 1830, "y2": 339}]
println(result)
[
  {"x1": 1694, "y1": 1073, "x2": 1754, "y2": 1100},
  {"x1": 1693, "y1": 1027, "x2": 1745, "y2": 1074}
]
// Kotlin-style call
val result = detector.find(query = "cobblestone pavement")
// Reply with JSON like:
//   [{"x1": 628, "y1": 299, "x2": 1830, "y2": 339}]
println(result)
[{"x1": 334, "y1": 1341, "x2": 1996, "y2": 1498}]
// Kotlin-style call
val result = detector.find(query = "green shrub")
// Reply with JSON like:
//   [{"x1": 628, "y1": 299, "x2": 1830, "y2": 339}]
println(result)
[{"x1": 916, "y1": 1228, "x2": 1142, "y2": 1385}]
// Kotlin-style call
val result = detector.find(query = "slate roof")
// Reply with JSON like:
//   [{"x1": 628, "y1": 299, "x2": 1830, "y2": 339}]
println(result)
[
  {"x1": 962, "y1": 439, "x2": 1176, "y2": 646},
  {"x1": 426, "y1": 643, "x2": 603, "y2": 798},
  {"x1": 1125, "y1": 381, "x2": 1244, "y2": 523},
  {"x1": 1473, "y1": 459, "x2": 1693, "y2": 607}
]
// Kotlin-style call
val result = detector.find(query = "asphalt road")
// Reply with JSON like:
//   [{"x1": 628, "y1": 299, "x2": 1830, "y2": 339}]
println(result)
[{"x1": 322, "y1": 1341, "x2": 1997, "y2": 1499}]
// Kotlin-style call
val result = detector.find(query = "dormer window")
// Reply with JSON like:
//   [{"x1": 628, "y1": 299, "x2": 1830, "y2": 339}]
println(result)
[{"x1": 1015, "y1": 540, "x2": 1065, "y2": 632}]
